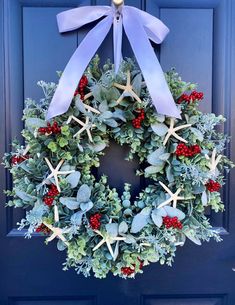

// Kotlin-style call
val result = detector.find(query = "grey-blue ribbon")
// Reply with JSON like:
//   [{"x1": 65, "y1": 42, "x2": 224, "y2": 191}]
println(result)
[{"x1": 46, "y1": 3, "x2": 181, "y2": 120}]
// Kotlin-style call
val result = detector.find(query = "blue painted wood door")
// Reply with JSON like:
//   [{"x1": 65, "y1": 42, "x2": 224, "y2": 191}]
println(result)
[{"x1": 1, "y1": 0, "x2": 235, "y2": 305}]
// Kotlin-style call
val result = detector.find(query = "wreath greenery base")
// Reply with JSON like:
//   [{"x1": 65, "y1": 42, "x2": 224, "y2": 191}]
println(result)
[{"x1": 3, "y1": 56, "x2": 234, "y2": 279}]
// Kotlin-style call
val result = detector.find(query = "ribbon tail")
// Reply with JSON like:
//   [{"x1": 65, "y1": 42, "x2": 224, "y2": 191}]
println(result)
[
  {"x1": 46, "y1": 15, "x2": 113, "y2": 120},
  {"x1": 123, "y1": 8, "x2": 181, "y2": 119},
  {"x1": 113, "y1": 15, "x2": 123, "y2": 74}
]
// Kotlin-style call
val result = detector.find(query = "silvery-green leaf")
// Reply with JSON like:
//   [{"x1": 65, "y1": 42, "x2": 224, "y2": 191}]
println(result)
[
  {"x1": 152, "y1": 208, "x2": 167, "y2": 217},
  {"x1": 92, "y1": 84, "x2": 102, "y2": 102},
  {"x1": 147, "y1": 148, "x2": 165, "y2": 165},
  {"x1": 166, "y1": 165, "x2": 174, "y2": 183},
  {"x1": 164, "y1": 206, "x2": 185, "y2": 220},
  {"x1": 190, "y1": 127, "x2": 204, "y2": 142},
  {"x1": 77, "y1": 144, "x2": 84, "y2": 152},
  {"x1": 131, "y1": 207, "x2": 151, "y2": 233},
  {"x1": 184, "y1": 229, "x2": 202, "y2": 245},
  {"x1": 60, "y1": 164, "x2": 75, "y2": 172},
  {"x1": 106, "y1": 223, "x2": 118, "y2": 237},
  {"x1": 124, "y1": 234, "x2": 136, "y2": 244},
  {"x1": 66, "y1": 171, "x2": 81, "y2": 188},
  {"x1": 15, "y1": 189, "x2": 34, "y2": 202},
  {"x1": 57, "y1": 239, "x2": 67, "y2": 251},
  {"x1": 80, "y1": 201, "x2": 93, "y2": 212},
  {"x1": 192, "y1": 183, "x2": 206, "y2": 194},
  {"x1": 155, "y1": 114, "x2": 166, "y2": 123},
  {"x1": 104, "y1": 119, "x2": 118, "y2": 128},
  {"x1": 71, "y1": 211, "x2": 84, "y2": 226},
  {"x1": 25, "y1": 118, "x2": 47, "y2": 133},
  {"x1": 77, "y1": 184, "x2": 91, "y2": 203},
  {"x1": 151, "y1": 122, "x2": 168, "y2": 136},
  {"x1": 151, "y1": 211, "x2": 163, "y2": 228},
  {"x1": 99, "y1": 111, "x2": 113, "y2": 120},
  {"x1": 99, "y1": 100, "x2": 109, "y2": 112},
  {"x1": 60, "y1": 197, "x2": 80, "y2": 210},
  {"x1": 132, "y1": 73, "x2": 142, "y2": 96},
  {"x1": 89, "y1": 142, "x2": 106, "y2": 152},
  {"x1": 159, "y1": 153, "x2": 170, "y2": 161},
  {"x1": 201, "y1": 191, "x2": 208, "y2": 206},
  {"x1": 113, "y1": 109, "x2": 126, "y2": 122},
  {"x1": 145, "y1": 164, "x2": 164, "y2": 175},
  {"x1": 119, "y1": 221, "x2": 128, "y2": 234},
  {"x1": 75, "y1": 99, "x2": 86, "y2": 113}
]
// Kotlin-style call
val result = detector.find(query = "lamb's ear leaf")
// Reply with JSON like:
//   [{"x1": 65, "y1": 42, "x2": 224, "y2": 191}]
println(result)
[
  {"x1": 106, "y1": 223, "x2": 119, "y2": 237},
  {"x1": 131, "y1": 207, "x2": 151, "y2": 233},
  {"x1": 184, "y1": 229, "x2": 202, "y2": 245},
  {"x1": 80, "y1": 201, "x2": 93, "y2": 212},
  {"x1": 119, "y1": 221, "x2": 128, "y2": 234},
  {"x1": 70, "y1": 211, "x2": 84, "y2": 226},
  {"x1": 60, "y1": 197, "x2": 80, "y2": 210},
  {"x1": 77, "y1": 184, "x2": 91, "y2": 203},
  {"x1": 66, "y1": 171, "x2": 81, "y2": 188},
  {"x1": 164, "y1": 206, "x2": 186, "y2": 220}
]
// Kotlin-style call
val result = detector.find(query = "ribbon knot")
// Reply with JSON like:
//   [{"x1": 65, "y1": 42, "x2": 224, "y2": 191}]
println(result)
[{"x1": 46, "y1": 3, "x2": 181, "y2": 120}]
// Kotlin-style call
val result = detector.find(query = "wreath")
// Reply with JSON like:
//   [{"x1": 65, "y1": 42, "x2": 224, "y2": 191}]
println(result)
[{"x1": 3, "y1": 56, "x2": 234, "y2": 279}]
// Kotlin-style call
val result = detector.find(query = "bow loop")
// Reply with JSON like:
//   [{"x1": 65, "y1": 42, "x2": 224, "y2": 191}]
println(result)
[{"x1": 46, "y1": 3, "x2": 181, "y2": 120}]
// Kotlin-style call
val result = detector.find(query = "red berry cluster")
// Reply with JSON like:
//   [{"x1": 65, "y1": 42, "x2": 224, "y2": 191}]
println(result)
[
  {"x1": 176, "y1": 143, "x2": 201, "y2": 157},
  {"x1": 35, "y1": 224, "x2": 50, "y2": 234},
  {"x1": 121, "y1": 260, "x2": 144, "y2": 276},
  {"x1": 178, "y1": 91, "x2": 204, "y2": 104},
  {"x1": 38, "y1": 122, "x2": 61, "y2": 135},
  {"x1": 43, "y1": 184, "x2": 59, "y2": 206},
  {"x1": 206, "y1": 180, "x2": 221, "y2": 192},
  {"x1": 132, "y1": 109, "x2": 145, "y2": 129},
  {"x1": 89, "y1": 213, "x2": 102, "y2": 230},
  {"x1": 74, "y1": 75, "x2": 88, "y2": 100},
  {"x1": 163, "y1": 216, "x2": 183, "y2": 230},
  {"x1": 11, "y1": 155, "x2": 29, "y2": 165}
]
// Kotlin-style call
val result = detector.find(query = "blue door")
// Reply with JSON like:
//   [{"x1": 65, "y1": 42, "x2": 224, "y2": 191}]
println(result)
[{"x1": 1, "y1": 0, "x2": 235, "y2": 304}]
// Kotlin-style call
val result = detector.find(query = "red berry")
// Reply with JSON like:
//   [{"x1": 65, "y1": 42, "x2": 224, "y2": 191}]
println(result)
[
  {"x1": 89, "y1": 213, "x2": 102, "y2": 230},
  {"x1": 206, "y1": 180, "x2": 221, "y2": 192},
  {"x1": 36, "y1": 224, "x2": 50, "y2": 234},
  {"x1": 163, "y1": 216, "x2": 183, "y2": 230}
]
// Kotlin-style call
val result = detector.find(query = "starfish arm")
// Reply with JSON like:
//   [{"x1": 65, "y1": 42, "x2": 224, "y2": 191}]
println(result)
[
  {"x1": 57, "y1": 170, "x2": 75, "y2": 175},
  {"x1": 73, "y1": 117, "x2": 86, "y2": 126},
  {"x1": 157, "y1": 198, "x2": 173, "y2": 209},
  {"x1": 116, "y1": 92, "x2": 125, "y2": 104},
  {"x1": 175, "y1": 188, "x2": 182, "y2": 196},
  {"x1": 74, "y1": 126, "x2": 86, "y2": 138},
  {"x1": 159, "y1": 181, "x2": 174, "y2": 196},
  {"x1": 172, "y1": 199, "x2": 178, "y2": 208},
  {"x1": 86, "y1": 129, "x2": 93, "y2": 142},
  {"x1": 215, "y1": 155, "x2": 222, "y2": 167},
  {"x1": 45, "y1": 158, "x2": 54, "y2": 172},
  {"x1": 93, "y1": 239, "x2": 105, "y2": 251},
  {"x1": 170, "y1": 118, "x2": 175, "y2": 129},
  {"x1": 212, "y1": 149, "x2": 216, "y2": 163},
  {"x1": 131, "y1": 90, "x2": 143, "y2": 104},
  {"x1": 84, "y1": 104, "x2": 100, "y2": 114},
  {"x1": 23, "y1": 144, "x2": 30, "y2": 156},
  {"x1": 54, "y1": 205, "x2": 59, "y2": 223},
  {"x1": 106, "y1": 241, "x2": 115, "y2": 258},
  {"x1": 173, "y1": 124, "x2": 192, "y2": 132},
  {"x1": 47, "y1": 232, "x2": 57, "y2": 242},
  {"x1": 114, "y1": 237, "x2": 126, "y2": 241},
  {"x1": 127, "y1": 70, "x2": 131, "y2": 85},
  {"x1": 55, "y1": 159, "x2": 64, "y2": 171},
  {"x1": 173, "y1": 133, "x2": 188, "y2": 143},
  {"x1": 43, "y1": 223, "x2": 53, "y2": 231},
  {"x1": 114, "y1": 83, "x2": 126, "y2": 90},
  {"x1": 54, "y1": 175, "x2": 61, "y2": 193},
  {"x1": 83, "y1": 92, "x2": 93, "y2": 100},
  {"x1": 66, "y1": 116, "x2": 73, "y2": 124},
  {"x1": 163, "y1": 133, "x2": 171, "y2": 146},
  {"x1": 58, "y1": 233, "x2": 68, "y2": 243}
]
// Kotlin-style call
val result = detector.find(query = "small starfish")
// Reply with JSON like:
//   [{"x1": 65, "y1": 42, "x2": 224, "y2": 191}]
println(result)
[
  {"x1": 67, "y1": 114, "x2": 96, "y2": 142},
  {"x1": 43, "y1": 222, "x2": 69, "y2": 246},
  {"x1": 163, "y1": 118, "x2": 191, "y2": 146},
  {"x1": 78, "y1": 92, "x2": 101, "y2": 114},
  {"x1": 113, "y1": 70, "x2": 142, "y2": 105},
  {"x1": 205, "y1": 148, "x2": 222, "y2": 173},
  {"x1": 93, "y1": 229, "x2": 126, "y2": 261},
  {"x1": 42, "y1": 158, "x2": 75, "y2": 193},
  {"x1": 157, "y1": 181, "x2": 186, "y2": 209}
]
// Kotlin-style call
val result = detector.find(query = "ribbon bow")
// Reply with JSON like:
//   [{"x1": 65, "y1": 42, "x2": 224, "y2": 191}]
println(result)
[{"x1": 46, "y1": 2, "x2": 181, "y2": 120}]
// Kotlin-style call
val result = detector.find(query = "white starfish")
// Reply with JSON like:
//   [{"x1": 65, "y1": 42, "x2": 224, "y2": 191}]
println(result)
[
  {"x1": 42, "y1": 158, "x2": 75, "y2": 193},
  {"x1": 93, "y1": 229, "x2": 126, "y2": 261},
  {"x1": 78, "y1": 92, "x2": 100, "y2": 114},
  {"x1": 67, "y1": 114, "x2": 96, "y2": 142},
  {"x1": 205, "y1": 148, "x2": 222, "y2": 173},
  {"x1": 113, "y1": 70, "x2": 142, "y2": 105},
  {"x1": 43, "y1": 222, "x2": 69, "y2": 246},
  {"x1": 157, "y1": 181, "x2": 186, "y2": 209},
  {"x1": 163, "y1": 118, "x2": 191, "y2": 146}
]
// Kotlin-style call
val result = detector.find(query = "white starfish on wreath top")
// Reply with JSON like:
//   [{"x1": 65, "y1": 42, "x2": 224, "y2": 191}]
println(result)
[
  {"x1": 42, "y1": 158, "x2": 75, "y2": 193},
  {"x1": 66, "y1": 112, "x2": 96, "y2": 142},
  {"x1": 113, "y1": 70, "x2": 142, "y2": 105}
]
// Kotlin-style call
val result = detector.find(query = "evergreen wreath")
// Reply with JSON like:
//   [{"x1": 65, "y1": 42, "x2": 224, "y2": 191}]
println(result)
[{"x1": 3, "y1": 56, "x2": 234, "y2": 278}]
